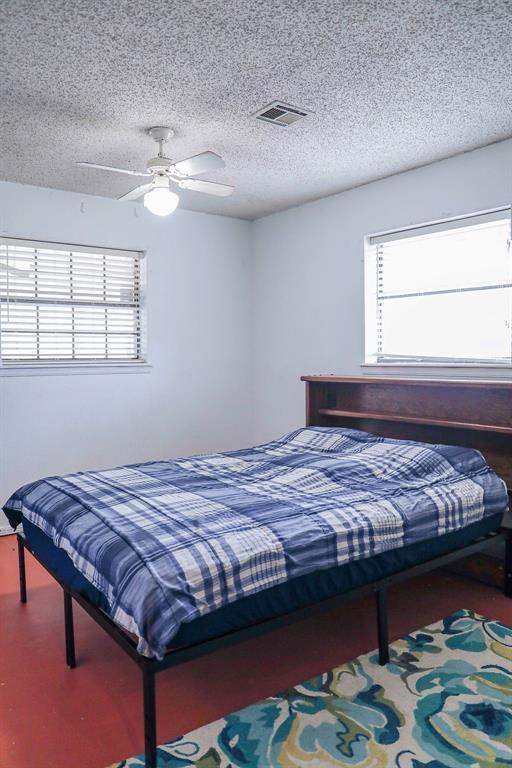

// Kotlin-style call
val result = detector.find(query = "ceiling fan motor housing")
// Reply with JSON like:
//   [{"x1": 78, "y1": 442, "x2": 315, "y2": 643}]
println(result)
[{"x1": 146, "y1": 156, "x2": 174, "y2": 174}]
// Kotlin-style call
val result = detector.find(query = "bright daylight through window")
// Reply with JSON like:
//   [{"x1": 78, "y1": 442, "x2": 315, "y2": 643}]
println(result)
[
  {"x1": 365, "y1": 210, "x2": 512, "y2": 366},
  {"x1": 0, "y1": 238, "x2": 144, "y2": 367}
]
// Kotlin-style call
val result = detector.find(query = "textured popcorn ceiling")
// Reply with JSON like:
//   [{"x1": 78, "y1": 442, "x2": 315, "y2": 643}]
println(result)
[{"x1": 1, "y1": 0, "x2": 511, "y2": 220}]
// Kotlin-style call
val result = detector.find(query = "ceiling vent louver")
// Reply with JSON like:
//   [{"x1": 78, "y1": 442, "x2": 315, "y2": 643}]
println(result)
[{"x1": 254, "y1": 101, "x2": 308, "y2": 126}]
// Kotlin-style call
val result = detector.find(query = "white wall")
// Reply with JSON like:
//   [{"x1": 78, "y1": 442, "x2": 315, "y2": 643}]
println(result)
[
  {"x1": 0, "y1": 182, "x2": 252, "y2": 531},
  {"x1": 251, "y1": 138, "x2": 512, "y2": 443}
]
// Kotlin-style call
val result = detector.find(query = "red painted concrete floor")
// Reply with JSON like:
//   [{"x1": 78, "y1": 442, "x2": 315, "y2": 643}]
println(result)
[{"x1": 1, "y1": 533, "x2": 511, "y2": 768}]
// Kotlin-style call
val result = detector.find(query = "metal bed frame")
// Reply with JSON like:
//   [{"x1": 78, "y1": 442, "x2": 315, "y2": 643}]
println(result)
[{"x1": 16, "y1": 528, "x2": 512, "y2": 768}]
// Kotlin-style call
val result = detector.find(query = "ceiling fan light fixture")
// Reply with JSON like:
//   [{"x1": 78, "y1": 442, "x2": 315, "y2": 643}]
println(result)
[{"x1": 143, "y1": 186, "x2": 179, "y2": 216}]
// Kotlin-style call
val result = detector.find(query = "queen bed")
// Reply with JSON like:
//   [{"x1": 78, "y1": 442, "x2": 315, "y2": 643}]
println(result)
[{"x1": 4, "y1": 376, "x2": 512, "y2": 768}]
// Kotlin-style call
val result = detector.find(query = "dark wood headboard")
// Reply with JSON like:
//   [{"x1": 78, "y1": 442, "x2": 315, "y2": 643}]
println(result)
[{"x1": 302, "y1": 375, "x2": 512, "y2": 494}]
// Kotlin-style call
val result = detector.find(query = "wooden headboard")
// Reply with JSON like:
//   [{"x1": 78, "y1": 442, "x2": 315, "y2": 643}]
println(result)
[{"x1": 302, "y1": 375, "x2": 512, "y2": 493}]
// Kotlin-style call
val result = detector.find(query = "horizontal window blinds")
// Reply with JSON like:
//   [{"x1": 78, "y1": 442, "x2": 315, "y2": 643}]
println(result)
[
  {"x1": 0, "y1": 239, "x2": 143, "y2": 364},
  {"x1": 367, "y1": 210, "x2": 512, "y2": 365}
]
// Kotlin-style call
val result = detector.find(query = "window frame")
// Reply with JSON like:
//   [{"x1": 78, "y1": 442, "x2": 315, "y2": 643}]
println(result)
[
  {"x1": 363, "y1": 206, "x2": 512, "y2": 375},
  {"x1": 0, "y1": 236, "x2": 149, "y2": 376}
]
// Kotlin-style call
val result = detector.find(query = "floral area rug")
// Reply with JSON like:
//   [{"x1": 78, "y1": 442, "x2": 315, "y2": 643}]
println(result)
[{"x1": 110, "y1": 609, "x2": 512, "y2": 767}]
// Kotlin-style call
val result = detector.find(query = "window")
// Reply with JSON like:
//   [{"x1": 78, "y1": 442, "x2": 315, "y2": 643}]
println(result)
[
  {"x1": 365, "y1": 209, "x2": 512, "y2": 366},
  {"x1": 0, "y1": 238, "x2": 144, "y2": 367}
]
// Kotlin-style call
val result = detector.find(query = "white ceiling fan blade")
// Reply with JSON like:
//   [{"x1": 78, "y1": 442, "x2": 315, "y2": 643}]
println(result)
[
  {"x1": 77, "y1": 162, "x2": 152, "y2": 177},
  {"x1": 179, "y1": 178, "x2": 234, "y2": 197},
  {"x1": 172, "y1": 151, "x2": 225, "y2": 177},
  {"x1": 118, "y1": 182, "x2": 154, "y2": 201}
]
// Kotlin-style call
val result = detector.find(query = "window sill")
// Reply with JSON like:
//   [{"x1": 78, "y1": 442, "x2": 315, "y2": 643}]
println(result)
[
  {"x1": 361, "y1": 362, "x2": 512, "y2": 380},
  {"x1": 0, "y1": 362, "x2": 152, "y2": 377}
]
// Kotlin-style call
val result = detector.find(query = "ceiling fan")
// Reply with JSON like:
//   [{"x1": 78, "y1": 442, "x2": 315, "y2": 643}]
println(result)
[{"x1": 77, "y1": 127, "x2": 234, "y2": 216}]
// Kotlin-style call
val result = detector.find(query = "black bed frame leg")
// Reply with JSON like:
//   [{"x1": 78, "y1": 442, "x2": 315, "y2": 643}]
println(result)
[
  {"x1": 142, "y1": 664, "x2": 157, "y2": 768},
  {"x1": 17, "y1": 535, "x2": 27, "y2": 604},
  {"x1": 505, "y1": 530, "x2": 512, "y2": 598},
  {"x1": 63, "y1": 589, "x2": 76, "y2": 669},
  {"x1": 376, "y1": 588, "x2": 389, "y2": 665}
]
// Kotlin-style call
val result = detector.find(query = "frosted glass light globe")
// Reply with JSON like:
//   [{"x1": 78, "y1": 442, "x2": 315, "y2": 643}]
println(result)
[{"x1": 144, "y1": 187, "x2": 179, "y2": 216}]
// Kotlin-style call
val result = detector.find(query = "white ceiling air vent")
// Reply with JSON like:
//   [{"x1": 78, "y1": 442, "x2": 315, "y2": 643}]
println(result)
[{"x1": 254, "y1": 101, "x2": 308, "y2": 126}]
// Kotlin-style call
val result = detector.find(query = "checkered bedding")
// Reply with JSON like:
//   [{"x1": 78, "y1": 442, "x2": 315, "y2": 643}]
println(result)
[{"x1": 3, "y1": 427, "x2": 508, "y2": 659}]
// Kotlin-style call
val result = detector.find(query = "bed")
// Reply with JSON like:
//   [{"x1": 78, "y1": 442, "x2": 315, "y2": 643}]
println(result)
[{"x1": 5, "y1": 375, "x2": 512, "y2": 768}]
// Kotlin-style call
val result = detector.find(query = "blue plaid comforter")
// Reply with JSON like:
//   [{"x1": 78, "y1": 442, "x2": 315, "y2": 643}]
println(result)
[{"x1": 3, "y1": 427, "x2": 508, "y2": 658}]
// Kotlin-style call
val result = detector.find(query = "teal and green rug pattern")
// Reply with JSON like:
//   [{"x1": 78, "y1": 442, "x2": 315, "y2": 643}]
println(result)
[{"x1": 111, "y1": 609, "x2": 512, "y2": 768}]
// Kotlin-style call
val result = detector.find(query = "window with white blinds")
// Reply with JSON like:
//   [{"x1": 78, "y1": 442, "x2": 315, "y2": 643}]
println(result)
[
  {"x1": 365, "y1": 209, "x2": 512, "y2": 365},
  {"x1": 0, "y1": 238, "x2": 144, "y2": 366}
]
